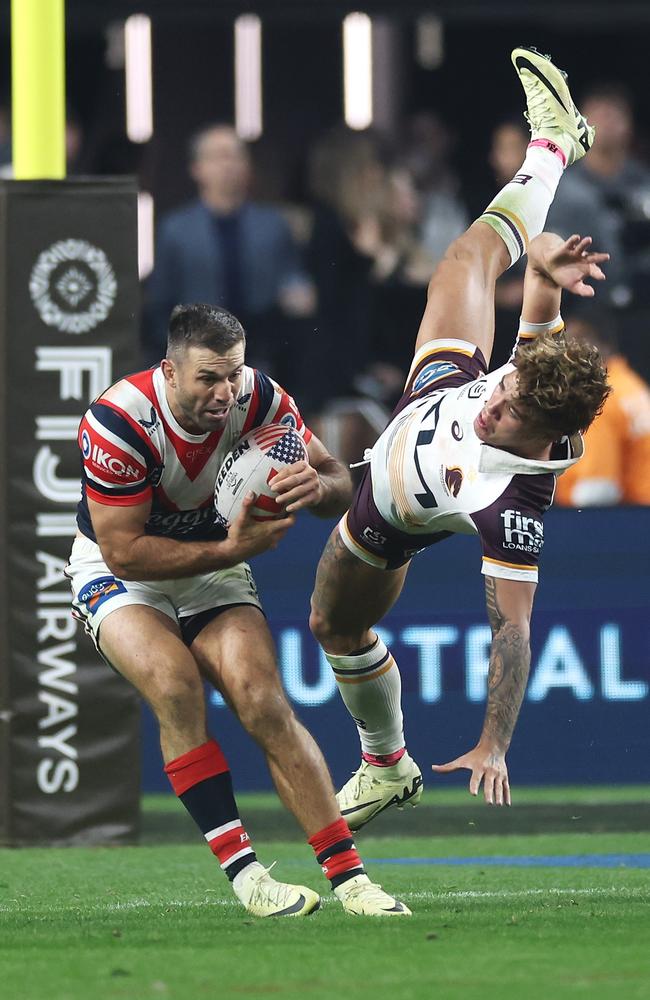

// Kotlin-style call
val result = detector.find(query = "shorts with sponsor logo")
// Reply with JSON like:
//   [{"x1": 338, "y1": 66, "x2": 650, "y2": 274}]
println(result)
[
  {"x1": 341, "y1": 467, "x2": 452, "y2": 570},
  {"x1": 65, "y1": 534, "x2": 262, "y2": 646},
  {"x1": 398, "y1": 339, "x2": 488, "y2": 416}
]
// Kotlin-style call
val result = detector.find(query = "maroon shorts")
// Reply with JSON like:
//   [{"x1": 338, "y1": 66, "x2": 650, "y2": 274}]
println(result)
[{"x1": 342, "y1": 467, "x2": 452, "y2": 570}]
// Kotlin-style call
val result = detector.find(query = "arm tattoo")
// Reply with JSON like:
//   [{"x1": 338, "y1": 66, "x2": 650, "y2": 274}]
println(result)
[
  {"x1": 482, "y1": 578, "x2": 531, "y2": 751},
  {"x1": 484, "y1": 577, "x2": 503, "y2": 634}
]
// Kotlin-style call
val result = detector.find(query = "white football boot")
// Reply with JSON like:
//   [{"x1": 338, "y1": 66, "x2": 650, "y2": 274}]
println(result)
[
  {"x1": 233, "y1": 862, "x2": 320, "y2": 917},
  {"x1": 336, "y1": 752, "x2": 423, "y2": 832},
  {"x1": 334, "y1": 874, "x2": 411, "y2": 916},
  {"x1": 511, "y1": 46, "x2": 595, "y2": 165}
]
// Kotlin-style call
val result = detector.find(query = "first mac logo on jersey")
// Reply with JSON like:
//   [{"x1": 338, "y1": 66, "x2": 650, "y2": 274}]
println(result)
[{"x1": 501, "y1": 509, "x2": 544, "y2": 555}]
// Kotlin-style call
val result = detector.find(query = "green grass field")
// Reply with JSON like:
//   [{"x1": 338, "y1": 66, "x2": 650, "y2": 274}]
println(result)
[{"x1": 2, "y1": 790, "x2": 650, "y2": 1000}]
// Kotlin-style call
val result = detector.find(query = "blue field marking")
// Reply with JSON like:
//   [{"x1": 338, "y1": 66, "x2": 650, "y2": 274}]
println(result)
[{"x1": 366, "y1": 854, "x2": 650, "y2": 869}]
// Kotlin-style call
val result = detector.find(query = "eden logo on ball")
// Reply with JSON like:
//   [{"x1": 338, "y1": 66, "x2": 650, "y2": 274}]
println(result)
[{"x1": 214, "y1": 425, "x2": 308, "y2": 525}]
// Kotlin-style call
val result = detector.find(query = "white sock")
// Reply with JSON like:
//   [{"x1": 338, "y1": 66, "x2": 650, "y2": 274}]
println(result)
[
  {"x1": 232, "y1": 860, "x2": 264, "y2": 902},
  {"x1": 324, "y1": 637, "x2": 404, "y2": 756},
  {"x1": 479, "y1": 140, "x2": 565, "y2": 266}
]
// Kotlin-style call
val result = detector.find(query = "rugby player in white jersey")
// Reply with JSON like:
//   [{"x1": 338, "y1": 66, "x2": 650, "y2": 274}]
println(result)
[
  {"x1": 66, "y1": 302, "x2": 410, "y2": 917},
  {"x1": 309, "y1": 47, "x2": 612, "y2": 828}
]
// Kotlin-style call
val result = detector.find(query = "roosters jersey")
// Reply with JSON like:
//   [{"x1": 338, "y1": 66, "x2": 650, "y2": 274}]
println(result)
[
  {"x1": 365, "y1": 328, "x2": 582, "y2": 583},
  {"x1": 76, "y1": 365, "x2": 311, "y2": 543}
]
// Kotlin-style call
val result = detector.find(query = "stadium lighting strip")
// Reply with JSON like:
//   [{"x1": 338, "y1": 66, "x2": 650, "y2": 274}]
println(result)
[
  {"x1": 343, "y1": 12, "x2": 373, "y2": 130},
  {"x1": 125, "y1": 13, "x2": 153, "y2": 143},
  {"x1": 234, "y1": 14, "x2": 262, "y2": 141},
  {"x1": 137, "y1": 191, "x2": 155, "y2": 279},
  {"x1": 415, "y1": 15, "x2": 444, "y2": 70}
]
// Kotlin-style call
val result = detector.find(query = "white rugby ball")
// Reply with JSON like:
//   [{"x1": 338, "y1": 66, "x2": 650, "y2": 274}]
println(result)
[{"x1": 214, "y1": 424, "x2": 309, "y2": 526}]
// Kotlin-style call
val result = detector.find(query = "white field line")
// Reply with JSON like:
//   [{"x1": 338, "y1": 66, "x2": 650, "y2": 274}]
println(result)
[
  {"x1": 406, "y1": 886, "x2": 650, "y2": 901},
  {"x1": 1, "y1": 885, "x2": 648, "y2": 916}
]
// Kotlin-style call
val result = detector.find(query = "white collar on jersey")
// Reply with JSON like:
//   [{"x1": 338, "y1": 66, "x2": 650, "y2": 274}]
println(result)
[
  {"x1": 478, "y1": 432, "x2": 583, "y2": 476},
  {"x1": 153, "y1": 367, "x2": 211, "y2": 443}
]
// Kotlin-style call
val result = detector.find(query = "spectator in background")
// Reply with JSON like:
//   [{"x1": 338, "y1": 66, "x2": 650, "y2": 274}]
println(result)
[
  {"x1": 576, "y1": 85, "x2": 650, "y2": 305},
  {"x1": 0, "y1": 105, "x2": 87, "y2": 177},
  {"x1": 555, "y1": 306, "x2": 650, "y2": 507},
  {"x1": 306, "y1": 127, "x2": 387, "y2": 407},
  {"x1": 0, "y1": 104, "x2": 11, "y2": 169},
  {"x1": 482, "y1": 117, "x2": 623, "y2": 367},
  {"x1": 307, "y1": 127, "x2": 436, "y2": 411},
  {"x1": 143, "y1": 124, "x2": 314, "y2": 375},
  {"x1": 400, "y1": 111, "x2": 469, "y2": 267},
  {"x1": 64, "y1": 112, "x2": 86, "y2": 175},
  {"x1": 357, "y1": 166, "x2": 437, "y2": 407}
]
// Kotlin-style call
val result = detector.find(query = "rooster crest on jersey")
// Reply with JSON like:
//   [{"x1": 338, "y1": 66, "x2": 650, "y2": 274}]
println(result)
[{"x1": 214, "y1": 425, "x2": 309, "y2": 525}]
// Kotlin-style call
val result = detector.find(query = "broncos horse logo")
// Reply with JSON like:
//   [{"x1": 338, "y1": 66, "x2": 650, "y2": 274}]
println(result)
[{"x1": 445, "y1": 466, "x2": 464, "y2": 498}]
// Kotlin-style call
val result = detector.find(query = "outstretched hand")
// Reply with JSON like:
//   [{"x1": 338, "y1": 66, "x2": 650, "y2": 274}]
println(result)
[
  {"x1": 539, "y1": 234, "x2": 609, "y2": 297},
  {"x1": 432, "y1": 744, "x2": 511, "y2": 806}
]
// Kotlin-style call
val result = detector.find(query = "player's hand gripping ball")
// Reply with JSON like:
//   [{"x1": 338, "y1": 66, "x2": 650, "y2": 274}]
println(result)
[{"x1": 214, "y1": 424, "x2": 309, "y2": 526}]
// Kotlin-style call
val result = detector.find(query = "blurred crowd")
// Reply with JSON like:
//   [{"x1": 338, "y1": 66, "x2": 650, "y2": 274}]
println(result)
[{"x1": 2, "y1": 79, "x2": 650, "y2": 507}]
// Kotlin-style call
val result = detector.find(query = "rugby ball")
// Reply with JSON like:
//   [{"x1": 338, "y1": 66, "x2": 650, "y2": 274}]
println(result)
[{"x1": 214, "y1": 424, "x2": 309, "y2": 526}]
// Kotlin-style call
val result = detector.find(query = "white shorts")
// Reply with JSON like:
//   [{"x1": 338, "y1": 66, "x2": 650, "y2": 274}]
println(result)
[{"x1": 65, "y1": 534, "x2": 263, "y2": 647}]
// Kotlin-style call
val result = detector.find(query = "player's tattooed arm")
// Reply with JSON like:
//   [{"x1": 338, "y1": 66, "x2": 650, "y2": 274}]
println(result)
[
  {"x1": 482, "y1": 576, "x2": 531, "y2": 751},
  {"x1": 432, "y1": 576, "x2": 535, "y2": 805}
]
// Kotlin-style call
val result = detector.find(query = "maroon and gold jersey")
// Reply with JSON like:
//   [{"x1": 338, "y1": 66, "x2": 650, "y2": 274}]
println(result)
[{"x1": 344, "y1": 321, "x2": 581, "y2": 582}]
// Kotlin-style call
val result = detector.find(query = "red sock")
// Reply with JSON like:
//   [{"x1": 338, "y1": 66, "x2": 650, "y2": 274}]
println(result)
[
  {"x1": 164, "y1": 739, "x2": 257, "y2": 880},
  {"x1": 308, "y1": 817, "x2": 365, "y2": 889}
]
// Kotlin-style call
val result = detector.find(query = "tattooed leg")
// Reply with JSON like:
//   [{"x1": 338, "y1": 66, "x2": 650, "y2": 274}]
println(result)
[
  {"x1": 309, "y1": 526, "x2": 412, "y2": 759},
  {"x1": 309, "y1": 527, "x2": 408, "y2": 655}
]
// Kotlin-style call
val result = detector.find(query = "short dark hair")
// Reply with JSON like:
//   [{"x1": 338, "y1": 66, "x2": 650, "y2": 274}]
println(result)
[
  {"x1": 187, "y1": 123, "x2": 244, "y2": 163},
  {"x1": 581, "y1": 82, "x2": 634, "y2": 113},
  {"x1": 514, "y1": 330, "x2": 611, "y2": 440},
  {"x1": 166, "y1": 303, "x2": 245, "y2": 358},
  {"x1": 564, "y1": 301, "x2": 620, "y2": 354},
  {"x1": 492, "y1": 116, "x2": 529, "y2": 138}
]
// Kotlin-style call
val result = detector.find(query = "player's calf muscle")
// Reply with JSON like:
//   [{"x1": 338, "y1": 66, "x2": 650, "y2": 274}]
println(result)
[{"x1": 433, "y1": 225, "x2": 509, "y2": 286}]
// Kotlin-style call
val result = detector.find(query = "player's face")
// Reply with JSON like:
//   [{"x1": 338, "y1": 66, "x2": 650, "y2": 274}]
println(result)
[
  {"x1": 474, "y1": 371, "x2": 545, "y2": 455},
  {"x1": 489, "y1": 124, "x2": 528, "y2": 185},
  {"x1": 191, "y1": 128, "x2": 250, "y2": 200},
  {"x1": 166, "y1": 343, "x2": 246, "y2": 433}
]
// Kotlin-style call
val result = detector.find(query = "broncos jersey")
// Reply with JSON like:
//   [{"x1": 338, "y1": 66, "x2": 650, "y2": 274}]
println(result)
[
  {"x1": 366, "y1": 323, "x2": 581, "y2": 583},
  {"x1": 76, "y1": 365, "x2": 311, "y2": 543}
]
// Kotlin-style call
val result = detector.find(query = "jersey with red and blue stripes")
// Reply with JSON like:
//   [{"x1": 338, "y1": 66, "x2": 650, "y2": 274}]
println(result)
[{"x1": 76, "y1": 365, "x2": 312, "y2": 543}]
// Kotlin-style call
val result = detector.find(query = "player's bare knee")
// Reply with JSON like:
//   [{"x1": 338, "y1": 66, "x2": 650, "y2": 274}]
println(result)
[
  {"x1": 237, "y1": 682, "x2": 294, "y2": 740},
  {"x1": 309, "y1": 607, "x2": 366, "y2": 655},
  {"x1": 308, "y1": 603, "x2": 330, "y2": 644},
  {"x1": 149, "y1": 672, "x2": 205, "y2": 723},
  {"x1": 309, "y1": 605, "x2": 344, "y2": 648}
]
